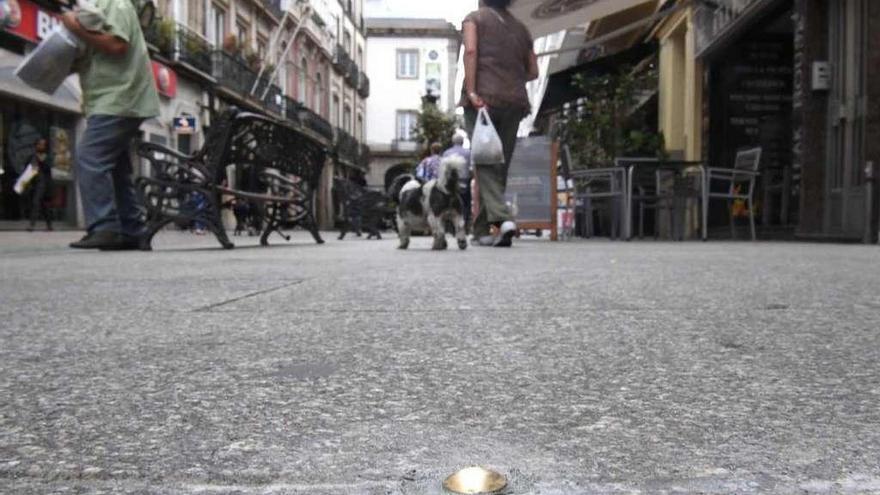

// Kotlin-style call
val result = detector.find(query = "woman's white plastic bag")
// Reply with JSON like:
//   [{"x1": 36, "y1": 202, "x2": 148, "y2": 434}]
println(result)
[{"x1": 470, "y1": 108, "x2": 504, "y2": 165}]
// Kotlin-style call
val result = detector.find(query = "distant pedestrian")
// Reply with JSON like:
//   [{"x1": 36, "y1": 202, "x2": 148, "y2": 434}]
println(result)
[
  {"x1": 63, "y1": 0, "x2": 161, "y2": 250},
  {"x1": 415, "y1": 143, "x2": 443, "y2": 182},
  {"x1": 461, "y1": 0, "x2": 539, "y2": 247},
  {"x1": 25, "y1": 138, "x2": 54, "y2": 232},
  {"x1": 442, "y1": 132, "x2": 473, "y2": 232}
]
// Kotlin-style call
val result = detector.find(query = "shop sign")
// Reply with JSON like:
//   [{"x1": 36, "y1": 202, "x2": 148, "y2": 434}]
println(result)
[
  {"x1": 151, "y1": 61, "x2": 177, "y2": 98},
  {"x1": 174, "y1": 116, "x2": 197, "y2": 134},
  {"x1": 1, "y1": 0, "x2": 62, "y2": 44},
  {"x1": 694, "y1": 0, "x2": 761, "y2": 56}
]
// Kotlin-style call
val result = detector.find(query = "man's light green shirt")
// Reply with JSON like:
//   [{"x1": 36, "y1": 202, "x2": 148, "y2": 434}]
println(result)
[{"x1": 78, "y1": 0, "x2": 160, "y2": 118}]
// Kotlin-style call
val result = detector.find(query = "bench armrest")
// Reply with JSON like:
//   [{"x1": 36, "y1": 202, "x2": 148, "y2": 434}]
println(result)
[{"x1": 138, "y1": 142, "x2": 196, "y2": 161}]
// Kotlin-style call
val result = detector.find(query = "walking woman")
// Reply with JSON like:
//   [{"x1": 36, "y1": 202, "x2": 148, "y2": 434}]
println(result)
[
  {"x1": 461, "y1": 0, "x2": 539, "y2": 247},
  {"x1": 27, "y1": 138, "x2": 54, "y2": 231}
]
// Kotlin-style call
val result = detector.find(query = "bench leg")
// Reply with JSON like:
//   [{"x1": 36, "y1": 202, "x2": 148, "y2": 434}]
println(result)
[
  {"x1": 208, "y1": 192, "x2": 234, "y2": 249},
  {"x1": 306, "y1": 214, "x2": 325, "y2": 244},
  {"x1": 259, "y1": 203, "x2": 291, "y2": 246},
  {"x1": 212, "y1": 225, "x2": 235, "y2": 250},
  {"x1": 139, "y1": 218, "x2": 171, "y2": 251}
]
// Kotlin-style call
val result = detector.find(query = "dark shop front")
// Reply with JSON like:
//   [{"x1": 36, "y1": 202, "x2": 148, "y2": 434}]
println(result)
[
  {"x1": 1, "y1": 0, "x2": 81, "y2": 227},
  {"x1": 695, "y1": 0, "x2": 878, "y2": 242}
]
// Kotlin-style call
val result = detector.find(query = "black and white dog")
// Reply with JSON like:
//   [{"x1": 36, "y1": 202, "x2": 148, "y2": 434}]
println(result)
[{"x1": 388, "y1": 155, "x2": 468, "y2": 250}]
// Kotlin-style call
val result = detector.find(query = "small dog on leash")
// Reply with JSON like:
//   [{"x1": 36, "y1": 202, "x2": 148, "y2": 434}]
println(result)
[{"x1": 389, "y1": 155, "x2": 468, "y2": 250}]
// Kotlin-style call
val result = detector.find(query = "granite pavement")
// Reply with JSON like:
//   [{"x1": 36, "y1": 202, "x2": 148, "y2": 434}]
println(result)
[{"x1": 1, "y1": 231, "x2": 879, "y2": 494}]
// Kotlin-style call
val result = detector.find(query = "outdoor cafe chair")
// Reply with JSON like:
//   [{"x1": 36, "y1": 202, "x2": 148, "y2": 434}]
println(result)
[
  {"x1": 701, "y1": 147, "x2": 763, "y2": 241},
  {"x1": 564, "y1": 146, "x2": 626, "y2": 239}
]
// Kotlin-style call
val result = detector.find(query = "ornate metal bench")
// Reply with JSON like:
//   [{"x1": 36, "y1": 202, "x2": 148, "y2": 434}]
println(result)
[
  {"x1": 136, "y1": 110, "x2": 327, "y2": 249},
  {"x1": 333, "y1": 178, "x2": 394, "y2": 240}
]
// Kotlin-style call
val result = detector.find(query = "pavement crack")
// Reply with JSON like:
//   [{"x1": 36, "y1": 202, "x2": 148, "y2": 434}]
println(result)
[{"x1": 192, "y1": 279, "x2": 306, "y2": 312}]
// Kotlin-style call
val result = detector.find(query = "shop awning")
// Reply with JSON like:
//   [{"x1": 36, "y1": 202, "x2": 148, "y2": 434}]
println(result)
[
  {"x1": 537, "y1": 40, "x2": 657, "y2": 116},
  {"x1": 0, "y1": 48, "x2": 81, "y2": 115},
  {"x1": 510, "y1": 0, "x2": 656, "y2": 38}
]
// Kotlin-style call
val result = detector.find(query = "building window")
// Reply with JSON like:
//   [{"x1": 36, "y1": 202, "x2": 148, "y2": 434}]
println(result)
[
  {"x1": 343, "y1": 30, "x2": 352, "y2": 52},
  {"x1": 207, "y1": 4, "x2": 226, "y2": 47},
  {"x1": 298, "y1": 57, "x2": 308, "y2": 104},
  {"x1": 187, "y1": 0, "x2": 205, "y2": 36},
  {"x1": 236, "y1": 20, "x2": 249, "y2": 48},
  {"x1": 356, "y1": 113, "x2": 363, "y2": 141},
  {"x1": 397, "y1": 50, "x2": 418, "y2": 79},
  {"x1": 177, "y1": 134, "x2": 192, "y2": 155},
  {"x1": 396, "y1": 111, "x2": 417, "y2": 141},
  {"x1": 314, "y1": 72, "x2": 323, "y2": 114},
  {"x1": 257, "y1": 35, "x2": 268, "y2": 62},
  {"x1": 343, "y1": 104, "x2": 352, "y2": 133},
  {"x1": 331, "y1": 94, "x2": 340, "y2": 127},
  {"x1": 356, "y1": 46, "x2": 363, "y2": 66}
]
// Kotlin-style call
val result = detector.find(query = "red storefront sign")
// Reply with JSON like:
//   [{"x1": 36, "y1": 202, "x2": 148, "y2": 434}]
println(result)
[
  {"x1": 151, "y1": 61, "x2": 177, "y2": 98},
  {"x1": 1, "y1": 0, "x2": 63, "y2": 44}
]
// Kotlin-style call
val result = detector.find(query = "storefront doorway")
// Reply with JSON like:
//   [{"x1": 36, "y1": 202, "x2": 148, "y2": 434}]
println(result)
[
  {"x1": 705, "y1": 2, "x2": 796, "y2": 231},
  {"x1": 824, "y1": 0, "x2": 868, "y2": 239},
  {"x1": 0, "y1": 99, "x2": 79, "y2": 226}
]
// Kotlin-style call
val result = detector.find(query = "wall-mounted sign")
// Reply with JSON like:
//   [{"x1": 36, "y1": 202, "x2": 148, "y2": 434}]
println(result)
[
  {"x1": 694, "y1": 0, "x2": 761, "y2": 57},
  {"x1": 425, "y1": 62, "x2": 441, "y2": 98},
  {"x1": 174, "y1": 116, "x2": 197, "y2": 134},
  {"x1": 1, "y1": 0, "x2": 62, "y2": 44},
  {"x1": 151, "y1": 61, "x2": 177, "y2": 98}
]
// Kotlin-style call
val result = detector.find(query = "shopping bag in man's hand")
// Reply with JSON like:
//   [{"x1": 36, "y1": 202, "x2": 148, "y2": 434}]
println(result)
[
  {"x1": 13, "y1": 164, "x2": 38, "y2": 195},
  {"x1": 471, "y1": 108, "x2": 504, "y2": 165}
]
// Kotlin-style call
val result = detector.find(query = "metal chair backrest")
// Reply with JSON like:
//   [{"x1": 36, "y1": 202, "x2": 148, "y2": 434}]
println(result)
[{"x1": 734, "y1": 147, "x2": 762, "y2": 172}]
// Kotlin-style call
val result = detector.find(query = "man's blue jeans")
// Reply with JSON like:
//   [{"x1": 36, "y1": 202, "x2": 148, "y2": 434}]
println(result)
[{"x1": 75, "y1": 115, "x2": 145, "y2": 235}]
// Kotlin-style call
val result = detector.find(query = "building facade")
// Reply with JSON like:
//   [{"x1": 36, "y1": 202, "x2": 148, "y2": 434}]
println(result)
[
  {"x1": 363, "y1": 17, "x2": 460, "y2": 190},
  {"x1": 1, "y1": 0, "x2": 84, "y2": 227},
  {"x1": 655, "y1": 0, "x2": 878, "y2": 242},
  {"x1": 0, "y1": 0, "x2": 368, "y2": 230}
]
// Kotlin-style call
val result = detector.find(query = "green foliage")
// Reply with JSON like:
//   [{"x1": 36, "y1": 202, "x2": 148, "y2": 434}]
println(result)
[
  {"x1": 412, "y1": 100, "x2": 457, "y2": 156},
  {"x1": 152, "y1": 18, "x2": 176, "y2": 55},
  {"x1": 563, "y1": 67, "x2": 665, "y2": 169}
]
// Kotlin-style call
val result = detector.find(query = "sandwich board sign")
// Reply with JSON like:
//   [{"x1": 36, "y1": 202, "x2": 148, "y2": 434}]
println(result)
[{"x1": 504, "y1": 135, "x2": 559, "y2": 241}]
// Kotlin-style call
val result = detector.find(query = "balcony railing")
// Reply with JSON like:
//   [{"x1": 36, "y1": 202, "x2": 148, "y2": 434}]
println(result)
[
  {"x1": 299, "y1": 106, "x2": 334, "y2": 142},
  {"x1": 212, "y1": 50, "x2": 260, "y2": 96},
  {"x1": 335, "y1": 128, "x2": 359, "y2": 165},
  {"x1": 333, "y1": 44, "x2": 351, "y2": 74},
  {"x1": 143, "y1": 18, "x2": 175, "y2": 59},
  {"x1": 176, "y1": 25, "x2": 212, "y2": 74},
  {"x1": 284, "y1": 96, "x2": 303, "y2": 126},
  {"x1": 261, "y1": 84, "x2": 284, "y2": 115},
  {"x1": 357, "y1": 71, "x2": 369, "y2": 98},
  {"x1": 358, "y1": 143, "x2": 371, "y2": 169},
  {"x1": 263, "y1": 0, "x2": 283, "y2": 19},
  {"x1": 345, "y1": 59, "x2": 359, "y2": 87}
]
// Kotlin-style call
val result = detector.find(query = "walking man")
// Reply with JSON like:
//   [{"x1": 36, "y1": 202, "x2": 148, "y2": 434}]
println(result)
[
  {"x1": 415, "y1": 143, "x2": 443, "y2": 182},
  {"x1": 63, "y1": 0, "x2": 160, "y2": 250}
]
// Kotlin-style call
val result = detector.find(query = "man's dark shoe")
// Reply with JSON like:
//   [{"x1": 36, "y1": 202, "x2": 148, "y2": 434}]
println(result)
[
  {"x1": 69, "y1": 231, "x2": 103, "y2": 249},
  {"x1": 98, "y1": 233, "x2": 145, "y2": 251},
  {"x1": 69, "y1": 231, "x2": 144, "y2": 251}
]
